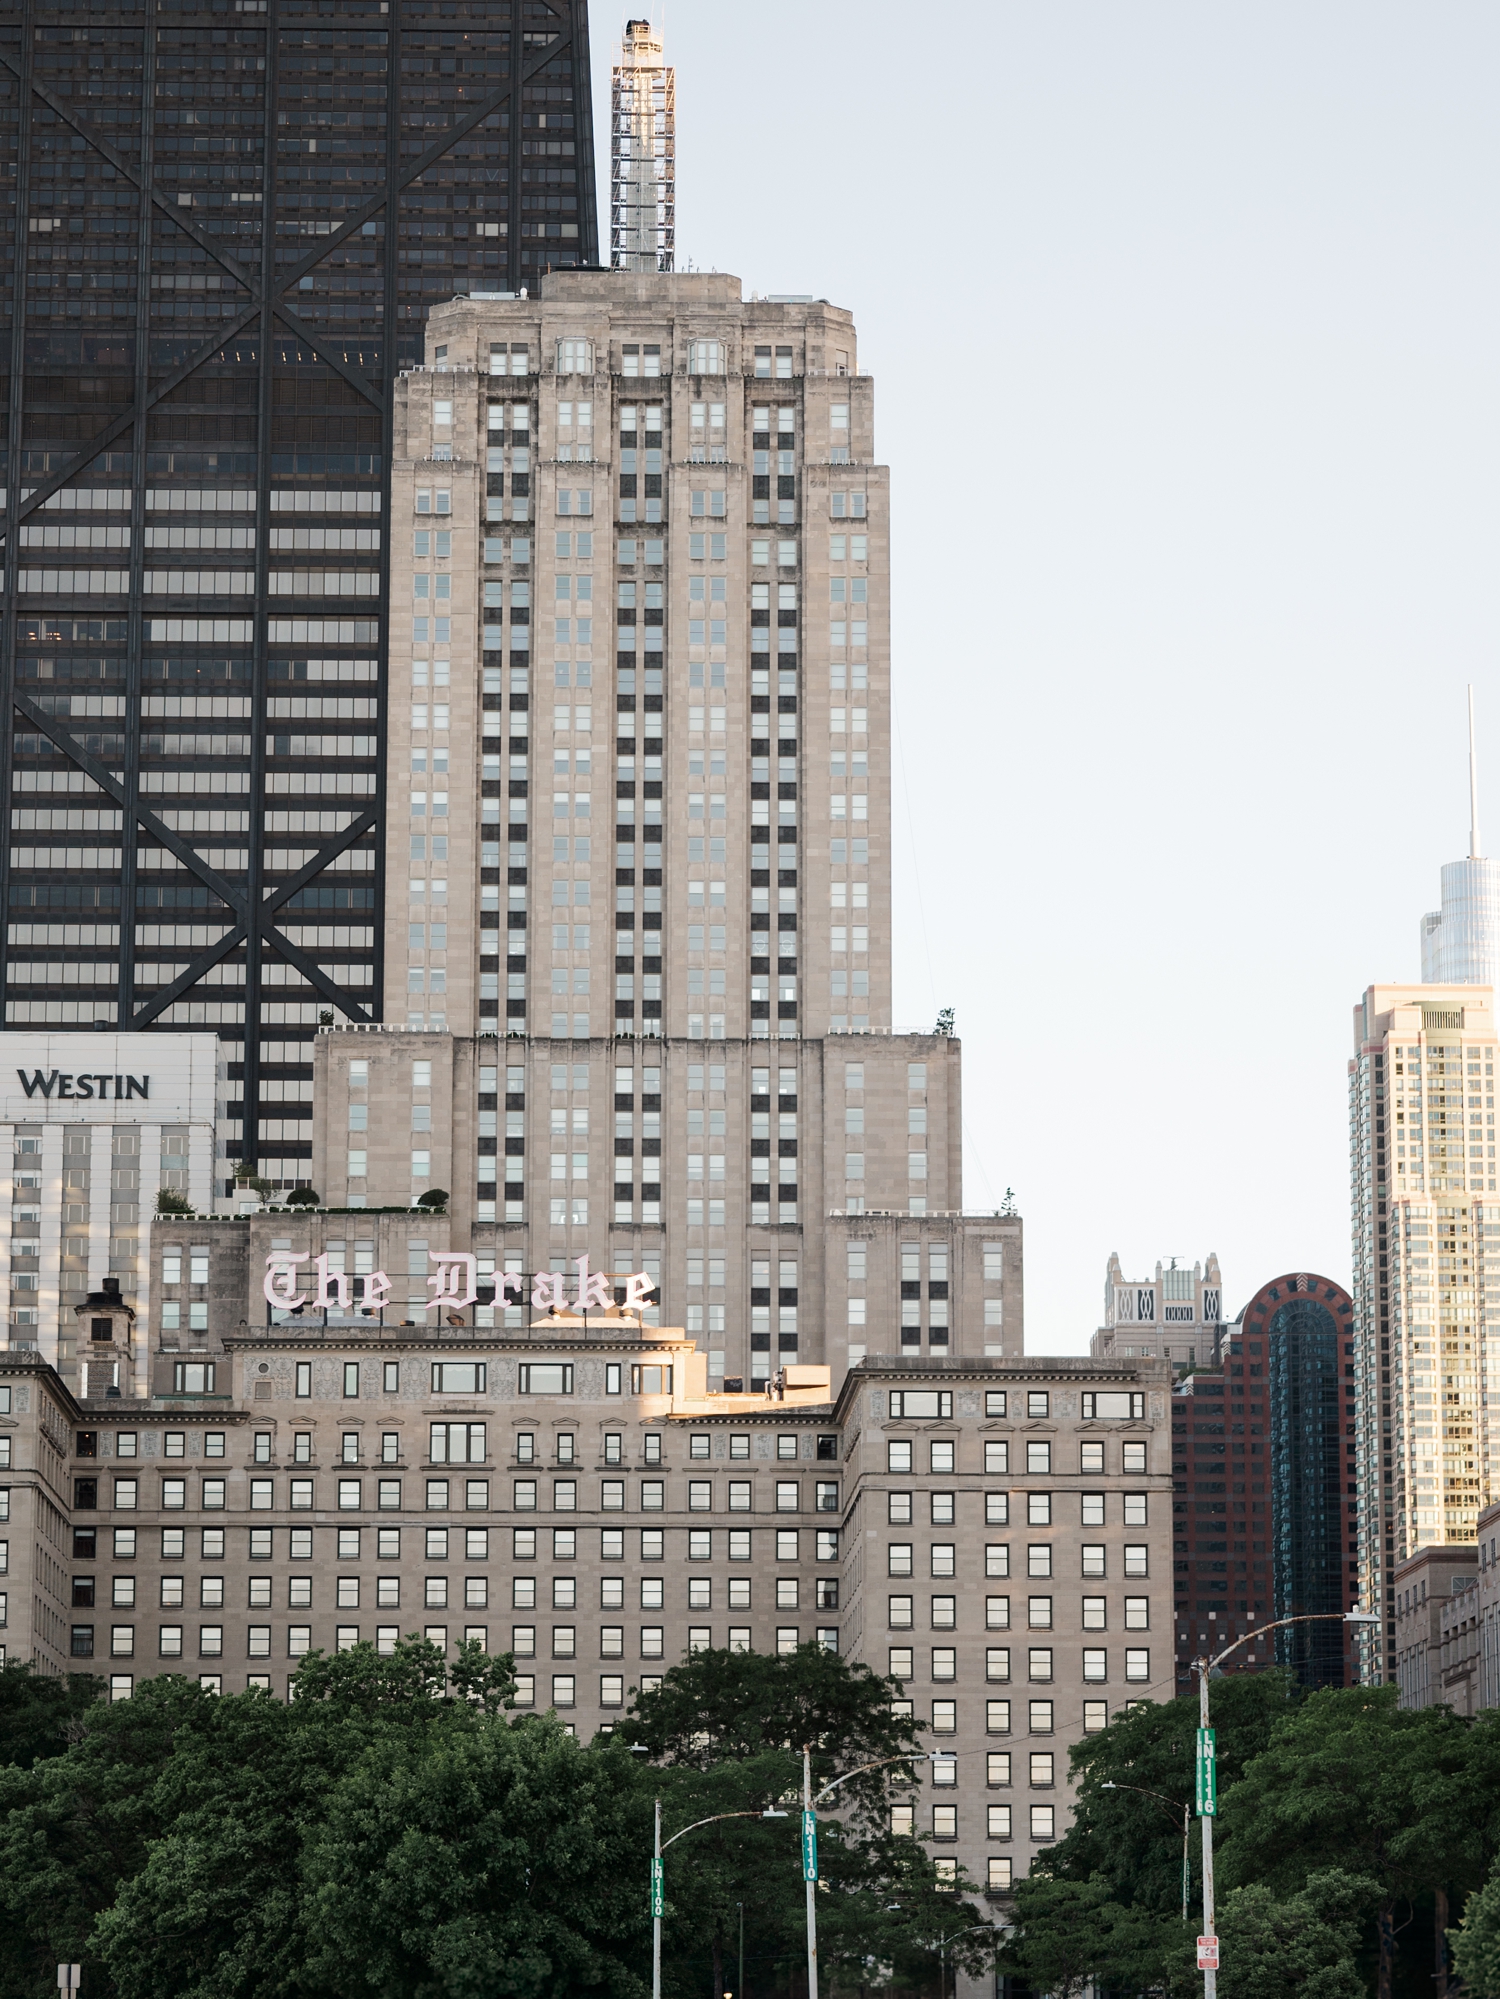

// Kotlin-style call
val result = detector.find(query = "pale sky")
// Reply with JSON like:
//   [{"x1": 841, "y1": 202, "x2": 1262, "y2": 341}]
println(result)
[{"x1": 589, "y1": 3, "x2": 1500, "y2": 1351}]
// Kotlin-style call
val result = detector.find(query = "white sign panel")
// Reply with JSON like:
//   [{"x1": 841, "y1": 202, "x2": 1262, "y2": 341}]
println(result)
[{"x1": 0, "y1": 1033, "x2": 220, "y2": 1125}]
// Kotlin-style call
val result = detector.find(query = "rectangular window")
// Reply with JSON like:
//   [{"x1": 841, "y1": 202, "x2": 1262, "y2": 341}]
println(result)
[
  {"x1": 1124, "y1": 1493, "x2": 1149, "y2": 1526},
  {"x1": 432, "y1": 1363, "x2": 488, "y2": 1394},
  {"x1": 888, "y1": 1391, "x2": 951, "y2": 1419},
  {"x1": 296, "y1": 1363, "x2": 311, "y2": 1398},
  {"x1": 1081, "y1": 1392, "x2": 1145, "y2": 1420},
  {"x1": 518, "y1": 1363, "x2": 573, "y2": 1395},
  {"x1": 1125, "y1": 1648, "x2": 1150, "y2": 1682},
  {"x1": 1083, "y1": 1648, "x2": 1108, "y2": 1682}
]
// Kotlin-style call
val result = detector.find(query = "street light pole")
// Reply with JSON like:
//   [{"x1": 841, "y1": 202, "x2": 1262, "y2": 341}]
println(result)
[
  {"x1": 652, "y1": 1791, "x2": 664, "y2": 1999},
  {"x1": 934, "y1": 1924, "x2": 996, "y2": 1999},
  {"x1": 1099, "y1": 1782, "x2": 1190, "y2": 1923},
  {"x1": 803, "y1": 1746, "x2": 817, "y2": 1999},
  {"x1": 1193, "y1": 1608, "x2": 1380, "y2": 1999},
  {"x1": 649, "y1": 1803, "x2": 789, "y2": 1999},
  {"x1": 800, "y1": 1748, "x2": 929, "y2": 1999},
  {"x1": 651, "y1": 1795, "x2": 662, "y2": 1999}
]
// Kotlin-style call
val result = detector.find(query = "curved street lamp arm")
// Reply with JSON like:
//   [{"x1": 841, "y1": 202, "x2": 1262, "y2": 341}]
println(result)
[
  {"x1": 811, "y1": 1752, "x2": 927, "y2": 1808},
  {"x1": 661, "y1": 1808, "x2": 768, "y2": 1852},
  {"x1": 1196, "y1": 1609, "x2": 1373, "y2": 1678}
]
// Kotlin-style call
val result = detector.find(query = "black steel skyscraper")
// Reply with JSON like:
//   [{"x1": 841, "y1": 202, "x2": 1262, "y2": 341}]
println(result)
[{"x1": 0, "y1": 0, "x2": 597, "y2": 1191}]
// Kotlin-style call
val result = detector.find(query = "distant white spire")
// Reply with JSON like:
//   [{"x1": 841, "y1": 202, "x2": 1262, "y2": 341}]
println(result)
[{"x1": 1470, "y1": 682, "x2": 1482, "y2": 860}]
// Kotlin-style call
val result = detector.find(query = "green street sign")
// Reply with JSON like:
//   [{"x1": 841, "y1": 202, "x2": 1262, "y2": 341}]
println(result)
[
  {"x1": 802, "y1": 1810, "x2": 818, "y2": 1883},
  {"x1": 1195, "y1": 1728, "x2": 1217, "y2": 1818},
  {"x1": 650, "y1": 1856, "x2": 664, "y2": 1919}
]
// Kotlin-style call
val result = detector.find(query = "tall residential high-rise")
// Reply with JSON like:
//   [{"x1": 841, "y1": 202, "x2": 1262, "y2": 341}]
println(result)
[
  {"x1": 341, "y1": 268, "x2": 1021, "y2": 1389},
  {"x1": 1420, "y1": 687, "x2": 1500, "y2": 988},
  {"x1": 0, "y1": 2, "x2": 598, "y2": 1196},
  {"x1": 1090, "y1": 1251, "x2": 1224, "y2": 1369},
  {"x1": 611, "y1": 19, "x2": 675, "y2": 273},
  {"x1": 1349, "y1": 981, "x2": 1500, "y2": 1684}
]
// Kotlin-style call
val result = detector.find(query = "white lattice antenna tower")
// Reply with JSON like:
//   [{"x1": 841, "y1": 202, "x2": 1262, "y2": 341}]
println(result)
[{"x1": 611, "y1": 18, "x2": 675, "y2": 272}]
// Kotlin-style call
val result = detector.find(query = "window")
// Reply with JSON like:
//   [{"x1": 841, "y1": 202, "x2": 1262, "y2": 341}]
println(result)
[
  {"x1": 1122, "y1": 1441, "x2": 1148, "y2": 1473},
  {"x1": 931, "y1": 1700, "x2": 957, "y2": 1735},
  {"x1": 887, "y1": 1440, "x2": 913, "y2": 1474},
  {"x1": 1083, "y1": 1647, "x2": 1108, "y2": 1683},
  {"x1": 343, "y1": 1362, "x2": 359, "y2": 1399},
  {"x1": 1027, "y1": 1392, "x2": 1049, "y2": 1418},
  {"x1": 1125, "y1": 1648, "x2": 1150, "y2": 1682},
  {"x1": 518, "y1": 1364, "x2": 573, "y2": 1395},
  {"x1": 930, "y1": 1440, "x2": 955, "y2": 1474},
  {"x1": 172, "y1": 1362, "x2": 215, "y2": 1394},
  {"x1": 1081, "y1": 1493, "x2": 1106, "y2": 1528},
  {"x1": 986, "y1": 1647, "x2": 1010, "y2": 1682},
  {"x1": 1028, "y1": 1648, "x2": 1053, "y2": 1682},
  {"x1": 888, "y1": 1390, "x2": 950, "y2": 1419},
  {"x1": 1124, "y1": 1545, "x2": 1149, "y2": 1578},
  {"x1": 985, "y1": 1441, "x2": 1008, "y2": 1474},
  {"x1": 931, "y1": 1805, "x2": 957, "y2": 1840},
  {"x1": 1030, "y1": 1703, "x2": 1053, "y2": 1737},
  {"x1": 432, "y1": 1363, "x2": 488, "y2": 1394},
  {"x1": 1082, "y1": 1596, "x2": 1106, "y2": 1630},
  {"x1": 1124, "y1": 1597, "x2": 1149, "y2": 1630},
  {"x1": 1082, "y1": 1392, "x2": 1144, "y2": 1420},
  {"x1": 1027, "y1": 1441, "x2": 1051, "y2": 1474},
  {"x1": 1030, "y1": 1805, "x2": 1056, "y2": 1842},
  {"x1": 690, "y1": 339, "x2": 725, "y2": 374},
  {"x1": 987, "y1": 1753, "x2": 1011, "y2": 1786},
  {"x1": 1124, "y1": 1494, "x2": 1149, "y2": 1527},
  {"x1": 1028, "y1": 1493, "x2": 1052, "y2": 1527},
  {"x1": 988, "y1": 1857, "x2": 1012, "y2": 1891},
  {"x1": 557, "y1": 338, "x2": 593, "y2": 375},
  {"x1": 295, "y1": 1363, "x2": 311, "y2": 1398},
  {"x1": 987, "y1": 1699, "x2": 1011, "y2": 1734}
]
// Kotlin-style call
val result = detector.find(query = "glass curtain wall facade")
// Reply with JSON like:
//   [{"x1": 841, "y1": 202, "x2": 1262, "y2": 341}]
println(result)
[
  {"x1": 1267, "y1": 1293, "x2": 1350, "y2": 1688},
  {"x1": 0, "y1": 0, "x2": 597, "y2": 1194}
]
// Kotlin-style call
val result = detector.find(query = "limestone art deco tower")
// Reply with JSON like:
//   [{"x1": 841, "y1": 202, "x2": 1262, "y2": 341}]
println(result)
[{"x1": 347, "y1": 271, "x2": 1023, "y2": 1392}]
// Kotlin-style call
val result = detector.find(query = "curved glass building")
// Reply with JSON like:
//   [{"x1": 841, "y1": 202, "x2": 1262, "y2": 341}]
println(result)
[{"x1": 1420, "y1": 856, "x2": 1500, "y2": 988}]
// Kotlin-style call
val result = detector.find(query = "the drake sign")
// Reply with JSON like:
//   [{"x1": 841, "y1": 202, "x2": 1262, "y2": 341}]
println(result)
[{"x1": 265, "y1": 1250, "x2": 655, "y2": 1316}]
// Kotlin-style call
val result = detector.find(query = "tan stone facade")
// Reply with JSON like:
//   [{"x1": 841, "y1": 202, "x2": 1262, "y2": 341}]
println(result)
[{"x1": 0, "y1": 1321, "x2": 1171, "y2": 1915}]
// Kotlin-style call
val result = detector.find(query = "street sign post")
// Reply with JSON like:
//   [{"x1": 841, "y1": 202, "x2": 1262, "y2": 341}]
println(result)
[
  {"x1": 650, "y1": 1857, "x2": 664, "y2": 1920},
  {"x1": 801, "y1": 1809, "x2": 818, "y2": 1883},
  {"x1": 1197, "y1": 1936, "x2": 1219, "y2": 1970},
  {"x1": 57, "y1": 1969, "x2": 82, "y2": 1992},
  {"x1": 1194, "y1": 1729, "x2": 1217, "y2": 1818}
]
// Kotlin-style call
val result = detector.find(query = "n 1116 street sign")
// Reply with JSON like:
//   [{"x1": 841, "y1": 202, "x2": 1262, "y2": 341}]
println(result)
[{"x1": 1195, "y1": 1728, "x2": 1216, "y2": 1817}]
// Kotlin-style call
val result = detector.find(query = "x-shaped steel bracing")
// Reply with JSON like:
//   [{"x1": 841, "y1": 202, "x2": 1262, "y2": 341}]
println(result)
[{"x1": 0, "y1": 11, "x2": 576, "y2": 1037}]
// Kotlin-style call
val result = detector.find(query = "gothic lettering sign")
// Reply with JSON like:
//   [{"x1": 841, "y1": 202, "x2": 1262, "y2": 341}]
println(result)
[{"x1": 264, "y1": 1250, "x2": 655, "y2": 1316}]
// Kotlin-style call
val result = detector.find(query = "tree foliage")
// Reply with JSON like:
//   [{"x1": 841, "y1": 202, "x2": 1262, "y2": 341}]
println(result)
[{"x1": 0, "y1": 1639, "x2": 987, "y2": 1999}]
